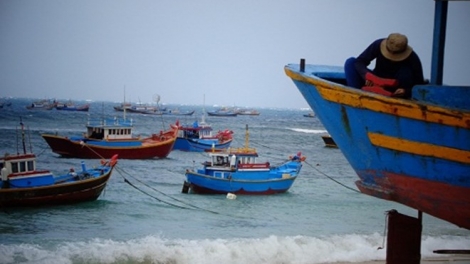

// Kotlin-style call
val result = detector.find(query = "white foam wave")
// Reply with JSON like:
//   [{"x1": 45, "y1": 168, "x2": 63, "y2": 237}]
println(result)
[
  {"x1": 289, "y1": 128, "x2": 327, "y2": 134},
  {"x1": 1, "y1": 234, "x2": 469, "y2": 264}
]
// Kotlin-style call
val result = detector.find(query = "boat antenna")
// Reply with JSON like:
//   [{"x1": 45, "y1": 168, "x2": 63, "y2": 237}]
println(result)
[
  {"x1": 201, "y1": 94, "x2": 206, "y2": 124},
  {"x1": 244, "y1": 124, "x2": 249, "y2": 149},
  {"x1": 123, "y1": 85, "x2": 127, "y2": 120},
  {"x1": 20, "y1": 117, "x2": 26, "y2": 154}
]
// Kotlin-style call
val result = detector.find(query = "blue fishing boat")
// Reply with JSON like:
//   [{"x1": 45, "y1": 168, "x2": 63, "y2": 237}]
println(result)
[
  {"x1": 285, "y1": 1, "x2": 469, "y2": 231},
  {"x1": 183, "y1": 125, "x2": 305, "y2": 194},
  {"x1": 173, "y1": 112, "x2": 233, "y2": 152},
  {"x1": 0, "y1": 121, "x2": 118, "y2": 207}
]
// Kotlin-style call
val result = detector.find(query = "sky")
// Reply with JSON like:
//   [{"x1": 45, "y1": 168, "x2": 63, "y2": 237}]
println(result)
[{"x1": 1, "y1": 0, "x2": 469, "y2": 109}]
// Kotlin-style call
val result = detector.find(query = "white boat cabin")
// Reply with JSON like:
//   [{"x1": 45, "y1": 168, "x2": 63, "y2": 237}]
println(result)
[
  {"x1": 1, "y1": 154, "x2": 36, "y2": 181},
  {"x1": 179, "y1": 121, "x2": 213, "y2": 139},
  {"x1": 208, "y1": 151, "x2": 260, "y2": 169},
  {"x1": 86, "y1": 118, "x2": 135, "y2": 140}
]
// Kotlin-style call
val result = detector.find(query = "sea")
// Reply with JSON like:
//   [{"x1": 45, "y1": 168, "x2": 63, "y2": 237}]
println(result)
[{"x1": 0, "y1": 98, "x2": 469, "y2": 264}]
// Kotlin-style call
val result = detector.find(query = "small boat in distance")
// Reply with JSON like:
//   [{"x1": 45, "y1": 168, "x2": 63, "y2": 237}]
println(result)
[
  {"x1": 55, "y1": 100, "x2": 90, "y2": 111},
  {"x1": 321, "y1": 134, "x2": 337, "y2": 148},
  {"x1": 235, "y1": 108, "x2": 260, "y2": 116},
  {"x1": 303, "y1": 112, "x2": 315, "y2": 118},
  {"x1": 183, "y1": 125, "x2": 305, "y2": 194},
  {"x1": 41, "y1": 117, "x2": 178, "y2": 159},
  {"x1": 0, "y1": 120, "x2": 118, "y2": 207},
  {"x1": 164, "y1": 109, "x2": 195, "y2": 116},
  {"x1": 26, "y1": 99, "x2": 56, "y2": 110},
  {"x1": 207, "y1": 107, "x2": 238, "y2": 117}
]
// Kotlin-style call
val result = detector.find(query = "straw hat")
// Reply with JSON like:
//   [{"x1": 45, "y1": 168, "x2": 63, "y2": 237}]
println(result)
[{"x1": 380, "y1": 33, "x2": 413, "y2": 61}]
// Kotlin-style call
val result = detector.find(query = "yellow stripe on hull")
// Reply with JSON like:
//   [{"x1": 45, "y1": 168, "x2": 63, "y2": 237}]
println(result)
[
  {"x1": 368, "y1": 132, "x2": 470, "y2": 164},
  {"x1": 285, "y1": 70, "x2": 470, "y2": 129}
]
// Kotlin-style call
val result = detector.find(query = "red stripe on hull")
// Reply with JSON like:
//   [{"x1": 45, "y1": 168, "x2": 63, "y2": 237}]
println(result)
[
  {"x1": 356, "y1": 172, "x2": 470, "y2": 229},
  {"x1": 42, "y1": 136, "x2": 174, "y2": 159}
]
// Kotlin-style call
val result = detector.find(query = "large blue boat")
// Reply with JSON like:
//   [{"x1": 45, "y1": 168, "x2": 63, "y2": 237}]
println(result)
[
  {"x1": 183, "y1": 125, "x2": 305, "y2": 194},
  {"x1": 285, "y1": 1, "x2": 469, "y2": 231}
]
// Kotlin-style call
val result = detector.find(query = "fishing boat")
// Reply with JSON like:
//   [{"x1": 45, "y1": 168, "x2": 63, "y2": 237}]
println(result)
[
  {"x1": 206, "y1": 107, "x2": 238, "y2": 117},
  {"x1": 114, "y1": 103, "x2": 166, "y2": 113},
  {"x1": 183, "y1": 125, "x2": 305, "y2": 194},
  {"x1": 235, "y1": 108, "x2": 260, "y2": 116},
  {"x1": 41, "y1": 117, "x2": 178, "y2": 159},
  {"x1": 285, "y1": 1, "x2": 469, "y2": 232},
  {"x1": 303, "y1": 112, "x2": 315, "y2": 118},
  {"x1": 321, "y1": 134, "x2": 337, "y2": 148},
  {"x1": 164, "y1": 109, "x2": 195, "y2": 116},
  {"x1": 0, "y1": 121, "x2": 118, "y2": 207},
  {"x1": 55, "y1": 101, "x2": 90, "y2": 111},
  {"x1": 26, "y1": 99, "x2": 56, "y2": 110},
  {"x1": 173, "y1": 112, "x2": 233, "y2": 152}
]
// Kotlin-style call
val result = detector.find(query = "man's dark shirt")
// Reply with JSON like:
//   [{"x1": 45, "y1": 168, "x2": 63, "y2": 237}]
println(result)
[{"x1": 355, "y1": 38, "x2": 425, "y2": 97}]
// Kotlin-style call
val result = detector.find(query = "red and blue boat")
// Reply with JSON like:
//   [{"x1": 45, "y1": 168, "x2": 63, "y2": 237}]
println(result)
[
  {"x1": 285, "y1": 1, "x2": 469, "y2": 230},
  {"x1": 1, "y1": 121, "x2": 118, "y2": 207},
  {"x1": 183, "y1": 125, "x2": 305, "y2": 194},
  {"x1": 41, "y1": 117, "x2": 178, "y2": 159},
  {"x1": 173, "y1": 114, "x2": 233, "y2": 152}
]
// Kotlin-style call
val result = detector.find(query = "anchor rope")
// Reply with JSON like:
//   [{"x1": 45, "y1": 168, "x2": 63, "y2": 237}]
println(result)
[
  {"x1": 247, "y1": 137, "x2": 360, "y2": 194},
  {"x1": 77, "y1": 141, "x2": 255, "y2": 218},
  {"x1": 114, "y1": 166, "x2": 221, "y2": 214}
]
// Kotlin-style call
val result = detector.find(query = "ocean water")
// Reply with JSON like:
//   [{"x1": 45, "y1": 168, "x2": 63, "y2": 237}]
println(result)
[{"x1": 0, "y1": 98, "x2": 469, "y2": 264}]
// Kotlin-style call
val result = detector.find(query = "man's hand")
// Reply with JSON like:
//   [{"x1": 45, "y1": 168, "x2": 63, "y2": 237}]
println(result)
[
  {"x1": 365, "y1": 79, "x2": 374, "y2": 86},
  {"x1": 393, "y1": 88, "x2": 405, "y2": 97}
]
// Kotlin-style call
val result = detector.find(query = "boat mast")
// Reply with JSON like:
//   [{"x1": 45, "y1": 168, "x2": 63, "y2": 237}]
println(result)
[
  {"x1": 244, "y1": 124, "x2": 249, "y2": 149},
  {"x1": 201, "y1": 94, "x2": 208, "y2": 125},
  {"x1": 20, "y1": 117, "x2": 26, "y2": 154}
]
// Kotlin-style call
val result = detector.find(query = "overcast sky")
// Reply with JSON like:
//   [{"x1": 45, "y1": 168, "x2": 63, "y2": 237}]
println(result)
[{"x1": 1, "y1": 0, "x2": 469, "y2": 108}]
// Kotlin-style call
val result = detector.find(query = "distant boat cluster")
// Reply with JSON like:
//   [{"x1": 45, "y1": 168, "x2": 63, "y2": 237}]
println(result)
[
  {"x1": 206, "y1": 107, "x2": 260, "y2": 117},
  {"x1": 26, "y1": 99, "x2": 90, "y2": 111}
]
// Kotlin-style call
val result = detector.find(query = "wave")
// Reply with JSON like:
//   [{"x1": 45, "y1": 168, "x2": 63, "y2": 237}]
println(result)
[
  {"x1": 1, "y1": 234, "x2": 468, "y2": 264},
  {"x1": 289, "y1": 128, "x2": 327, "y2": 134}
]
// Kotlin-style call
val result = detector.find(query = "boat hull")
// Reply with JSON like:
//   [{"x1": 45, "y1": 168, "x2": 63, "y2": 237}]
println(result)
[
  {"x1": 285, "y1": 64, "x2": 470, "y2": 229},
  {"x1": 0, "y1": 169, "x2": 113, "y2": 207},
  {"x1": 173, "y1": 138, "x2": 232, "y2": 152},
  {"x1": 185, "y1": 171, "x2": 297, "y2": 194},
  {"x1": 42, "y1": 134, "x2": 175, "y2": 159},
  {"x1": 56, "y1": 106, "x2": 89, "y2": 111}
]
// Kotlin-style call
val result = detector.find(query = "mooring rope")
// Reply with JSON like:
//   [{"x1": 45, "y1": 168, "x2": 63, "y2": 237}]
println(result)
[
  {"x1": 114, "y1": 166, "x2": 222, "y2": 214},
  {"x1": 77, "y1": 141, "x2": 258, "y2": 218},
  {"x1": 248, "y1": 138, "x2": 360, "y2": 194}
]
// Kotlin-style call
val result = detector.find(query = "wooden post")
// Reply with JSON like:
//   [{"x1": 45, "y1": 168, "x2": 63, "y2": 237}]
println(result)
[{"x1": 386, "y1": 210, "x2": 422, "y2": 264}]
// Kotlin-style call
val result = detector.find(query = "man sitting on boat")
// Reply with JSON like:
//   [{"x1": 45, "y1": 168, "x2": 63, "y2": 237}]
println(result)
[{"x1": 344, "y1": 33, "x2": 426, "y2": 98}]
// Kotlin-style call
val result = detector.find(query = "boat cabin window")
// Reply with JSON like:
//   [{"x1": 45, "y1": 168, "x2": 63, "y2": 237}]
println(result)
[
  {"x1": 11, "y1": 162, "x2": 18, "y2": 173},
  {"x1": 214, "y1": 156, "x2": 229, "y2": 166},
  {"x1": 10, "y1": 160, "x2": 35, "y2": 173},
  {"x1": 27, "y1": 160, "x2": 34, "y2": 171}
]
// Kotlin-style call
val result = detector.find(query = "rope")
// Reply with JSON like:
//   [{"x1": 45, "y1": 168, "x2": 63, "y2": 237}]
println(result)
[
  {"x1": 248, "y1": 137, "x2": 360, "y2": 194},
  {"x1": 304, "y1": 160, "x2": 360, "y2": 193},
  {"x1": 114, "y1": 166, "x2": 222, "y2": 214}
]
